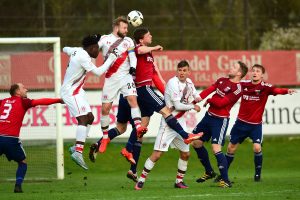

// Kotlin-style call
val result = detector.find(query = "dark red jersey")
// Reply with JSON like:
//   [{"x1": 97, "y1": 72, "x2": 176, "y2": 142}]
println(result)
[
  {"x1": 238, "y1": 80, "x2": 288, "y2": 124},
  {"x1": 0, "y1": 96, "x2": 33, "y2": 137},
  {"x1": 200, "y1": 77, "x2": 242, "y2": 118},
  {"x1": 134, "y1": 44, "x2": 155, "y2": 87},
  {"x1": 0, "y1": 97, "x2": 61, "y2": 138}
]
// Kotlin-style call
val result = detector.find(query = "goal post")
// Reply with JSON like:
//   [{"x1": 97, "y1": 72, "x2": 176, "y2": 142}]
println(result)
[{"x1": 0, "y1": 37, "x2": 64, "y2": 180}]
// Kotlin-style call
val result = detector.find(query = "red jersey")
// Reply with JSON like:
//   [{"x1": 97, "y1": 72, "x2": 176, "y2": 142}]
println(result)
[
  {"x1": 0, "y1": 96, "x2": 33, "y2": 137},
  {"x1": 134, "y1": 44, "x2": 155, "y2": 87},
  {"x1": 200, "y1": 77, "x2": 242, "y2": 118},
  {"x1": 238, "y1": 81, "x2": 288, "y2": 124},
  {"x1": 0, "y1": 96, "x2": 62, "y2": 138}
]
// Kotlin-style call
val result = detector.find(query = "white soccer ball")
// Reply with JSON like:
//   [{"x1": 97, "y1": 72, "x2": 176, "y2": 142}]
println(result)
[{"x1": 127, "y1": 10, "x2": 143, "y2": 27}]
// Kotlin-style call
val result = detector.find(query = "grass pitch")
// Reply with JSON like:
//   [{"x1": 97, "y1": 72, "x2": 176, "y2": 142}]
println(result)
[{"x1": 1, "y1": 136, "x2": 300, "y2": 200}]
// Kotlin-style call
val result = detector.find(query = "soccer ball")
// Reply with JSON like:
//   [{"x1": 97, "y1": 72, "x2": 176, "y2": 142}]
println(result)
[{"x1": 127, "y1": 10, "x2": 143, "y2": 27}]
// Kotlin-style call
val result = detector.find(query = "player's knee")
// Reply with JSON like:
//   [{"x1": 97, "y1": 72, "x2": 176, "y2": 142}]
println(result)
[
  {"x1": 227, "y1": 143, "x2": 237, "y2": 154},
  {"x1": 87, "y1": 113, "x2": 94, "y2": 124},
  {"x1": 253, "y1": 144, "x2": 261, "y2": 153},
  {"x1": 180, "y1": 152, "x2": 190, "y2": 160},
  {"x1": 116, "y1": 122, "x2": 127, "y2": 134},
  {"x1": 192, "y1": 139, "x2": 203, "y2": 148}
]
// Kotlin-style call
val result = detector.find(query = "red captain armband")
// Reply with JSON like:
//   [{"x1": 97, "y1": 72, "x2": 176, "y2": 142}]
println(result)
[{"x1": 31, "y1": 98, "x2": 63, "y2": 106}]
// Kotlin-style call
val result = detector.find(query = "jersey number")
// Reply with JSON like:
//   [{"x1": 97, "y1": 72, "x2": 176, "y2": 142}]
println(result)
[
  {"x1": 0, "y1": 103, "x2": 12, "y2": 120},
  {"x1": 127, "y1": 82, "x2": 136, "y2": 89}
]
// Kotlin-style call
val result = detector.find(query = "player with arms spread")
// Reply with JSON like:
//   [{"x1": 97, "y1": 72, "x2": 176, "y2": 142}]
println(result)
[
  {"x1": 192, "y1": 61, "x2": 248, "y2": 188},
  {"x1": 97, "y1": 16, "x2": 147, "y2": 153},
  {"x1": 225, "y1": 64, "x2": 296, "y2": 182},
  {"x1": 135, "y1": 60, "x2": 202, "y2": 190},
  {"x1": 0, "y1": 83, "x2": 63, "y2": 193},
  {"x1": 62, "y1": 34, "x2": 118, "y2": 170}
]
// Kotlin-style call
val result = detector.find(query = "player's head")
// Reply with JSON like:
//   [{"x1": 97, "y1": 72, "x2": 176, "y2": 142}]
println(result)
[
  {"x1": 251, "y1": 64, "x2": 265, "y2": 83},
  {"x1": 176, "y1": 60, "x2": 190, "y2": 82},
  {"x1": 228, "y1": 61, "x2": 248, "y2": 80},
  {"x1": 133, "y1": 27, "x2": 151, "y2": 45},
  {"x1": 82, "y1": 34, "x2": 101, "y2": 58},
  {"x1": 113, "y1": 16, "x2": 128, "y2": 38},
  {"x1": 10, "y1": 83, "x2": 28, "y2": 98}
]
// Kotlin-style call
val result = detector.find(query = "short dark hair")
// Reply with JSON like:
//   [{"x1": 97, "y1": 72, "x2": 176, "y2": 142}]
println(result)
[
  {"x1": 177, "y1": 60, "x2": 189, "y2": 68},
  {"x1": 9, "y1": 83, "x2": 19, "y2": 96},
  {"x1": 112, "y1": 16, "x2": 128, "y2": 27},
  {"x1": 252, "y1": 64, "x2": 265, "y2": 74},
  {"x1": 82, "y1": 34, "x2": 101, "y2": 48},
  {"x1": 133, "y1": 27, "x2": 149, "y2": 44},
  {"x1": 237, "y1": 61, "x2": 248, "y2": 78}
]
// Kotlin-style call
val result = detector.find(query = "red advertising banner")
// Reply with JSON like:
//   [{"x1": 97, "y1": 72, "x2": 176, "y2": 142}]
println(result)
[{"x1": 0, "y1": 50, "x2": 299, "y2": 90}]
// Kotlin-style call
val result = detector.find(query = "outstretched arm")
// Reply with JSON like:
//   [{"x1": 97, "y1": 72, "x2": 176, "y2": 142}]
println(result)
[
  {"x1": 90, "y1": 53, "x2": 117, "y2": 76},
  {"x1": 31, "y1": 98, "x2": 63, "y2": 106},
  {"x1": 136, "y1": 45, "x2": 163, "y2": 54},
  {"x1": 272, "y1": 88, "x2": 296, "y2": 95}
]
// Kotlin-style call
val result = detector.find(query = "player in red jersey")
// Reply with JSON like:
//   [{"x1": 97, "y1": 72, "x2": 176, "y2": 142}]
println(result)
[
  {"x1": 0, "y1": 83, "x2": 63, "y2": 193},
  {"x1": 191, "y1": 61, "x2": 248, "y2": 188},
  {"x1": 225, "y1": 64, "x2": 296, "y2": 182}
]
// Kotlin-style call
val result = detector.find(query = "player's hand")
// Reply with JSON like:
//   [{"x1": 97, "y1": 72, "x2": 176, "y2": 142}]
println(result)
[
  {"x1": 288, "y1": 89, "x2": 297, "y2": 94},
  {"x1": 112, "y1": 48, "x2": 120, "y2": 57},
  {"x1": 194, "y1": 104, "x2": 201, "y2": 112},
  {"x1": 203, "y1": 99, "x2": 210, "y2": 107},
  {"x1": 129, "y1": 67, "x2": 136, "y2": 76},
  {"x1": 154, "y1": 45, "x2": 163, "y2": 51},
  {"x1": 194, "y1": 96, "x2": 202, "y2": 103}
]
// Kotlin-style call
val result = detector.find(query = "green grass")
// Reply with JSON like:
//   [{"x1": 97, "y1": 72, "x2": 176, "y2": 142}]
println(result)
[{"x1": 1, "y1": 136, "x2": 300, "y2": 200}]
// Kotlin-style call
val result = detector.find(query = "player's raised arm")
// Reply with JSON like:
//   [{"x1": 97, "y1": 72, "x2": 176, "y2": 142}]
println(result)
[
  {"x1": 90, "y1": 53, "x2": 117, "y2": 76},
  {"x1": 63, "y1": 47, "x2": 80, "y2": 56},
  {"x1": 31, "y1": 98, "x2": 63, "y2": 106},
  {"x1": 127, "y1": 38, "x2": 137, "y2": 74}
]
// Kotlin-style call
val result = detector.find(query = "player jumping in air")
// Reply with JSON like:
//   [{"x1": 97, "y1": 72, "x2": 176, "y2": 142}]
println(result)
[
  {"x1": 97, "y1": 16, "x2": 147, "y2": 153},
  {"x1": 62, "y1": 34, "x2": 118, "y2": 170}
]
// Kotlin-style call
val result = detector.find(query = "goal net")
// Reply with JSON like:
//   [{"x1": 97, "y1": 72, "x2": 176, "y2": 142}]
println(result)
[{"x1": 0, "y1": 38, "x2": 64, "y2": 180}]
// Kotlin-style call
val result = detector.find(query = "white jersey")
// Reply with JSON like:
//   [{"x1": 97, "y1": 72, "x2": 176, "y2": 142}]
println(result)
[
  {"x1": 164, "y1": 76, "x2": 198, "y2": 118},
  {"x1": 61, "y1": 47, "x2": 96, "y2": 96},
  {"x1": 99, "y1": 33, "x2": 135, "y2": 79}
]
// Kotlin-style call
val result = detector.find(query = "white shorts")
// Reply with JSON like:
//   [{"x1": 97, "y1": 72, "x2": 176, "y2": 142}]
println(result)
[
  {"x1": 102, "y1": 74, "x2": 137, "y2": 103},
  {"x1": 61, "y1": 90, "x2": 91, "y2": 117},
  {"x1": 154, "y1": 117, "x2": 189, "y2": 152}
]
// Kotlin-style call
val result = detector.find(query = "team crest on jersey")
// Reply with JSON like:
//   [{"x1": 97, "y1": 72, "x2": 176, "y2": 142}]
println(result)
[
  {"x1": 123, "y1": 42, "x2": 129, "y2": 49},
  {"x1": 224, "y1": 87, "x2": 231, "y2": 92},
  {"x1": 255, "y1": 90, "x2": 261, "y2": 95}
]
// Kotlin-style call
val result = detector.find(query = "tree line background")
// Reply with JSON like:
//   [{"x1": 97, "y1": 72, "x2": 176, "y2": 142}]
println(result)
[{"x1": 0, "y1": 0, "x2": 299, "y2": 50}]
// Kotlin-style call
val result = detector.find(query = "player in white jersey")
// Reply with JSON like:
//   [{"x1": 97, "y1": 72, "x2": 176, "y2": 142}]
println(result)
[
  {"x1": 61, "y1": 34, "x2": 118, "y2": 170},
  {"x1": 135, "y1": 60, "x2": 203, "y2": 190},
  {"x1": 97, "y1": 16, "x2": 147, "y2": 153}
]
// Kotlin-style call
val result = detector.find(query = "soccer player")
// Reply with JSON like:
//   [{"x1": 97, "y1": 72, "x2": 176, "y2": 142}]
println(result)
[
  {"x1": 61, "y1": 34, "x2": 118, "y2": 170},
  {"x1": 97, "y1": 16, "x2": 147, "y2": 153},
  {"x1": 192, "y1": 61, "x2": 248, "y2": 188},
  {"x1": 0, "y1": 83, "x2": 63, "y2": 193},
  {"x1": 95, "y1": 27, "x2": 202, "y2": 154},
  {"x1": 225, "y1": 64, "x2": 296, "y2": 182},
  {"x1": 134, "y1": 60, "x2": 202, "y2": 190}
]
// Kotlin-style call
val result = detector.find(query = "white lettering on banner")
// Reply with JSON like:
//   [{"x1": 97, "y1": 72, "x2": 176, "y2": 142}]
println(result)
[
  {"x1": 154, "y1": 55, "x2": 210, "y2": 72},
  {"x1": 217, "y1": 55, "x2": 262, "y2": 71},
  {"x1": 0, "y1": 90, "x2": 299, "y2": 140}
]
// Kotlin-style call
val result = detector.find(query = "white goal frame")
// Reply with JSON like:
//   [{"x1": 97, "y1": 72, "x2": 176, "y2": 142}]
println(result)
[{"x1": 0, "y1": 37, "x2": 64, "y2": 179}]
